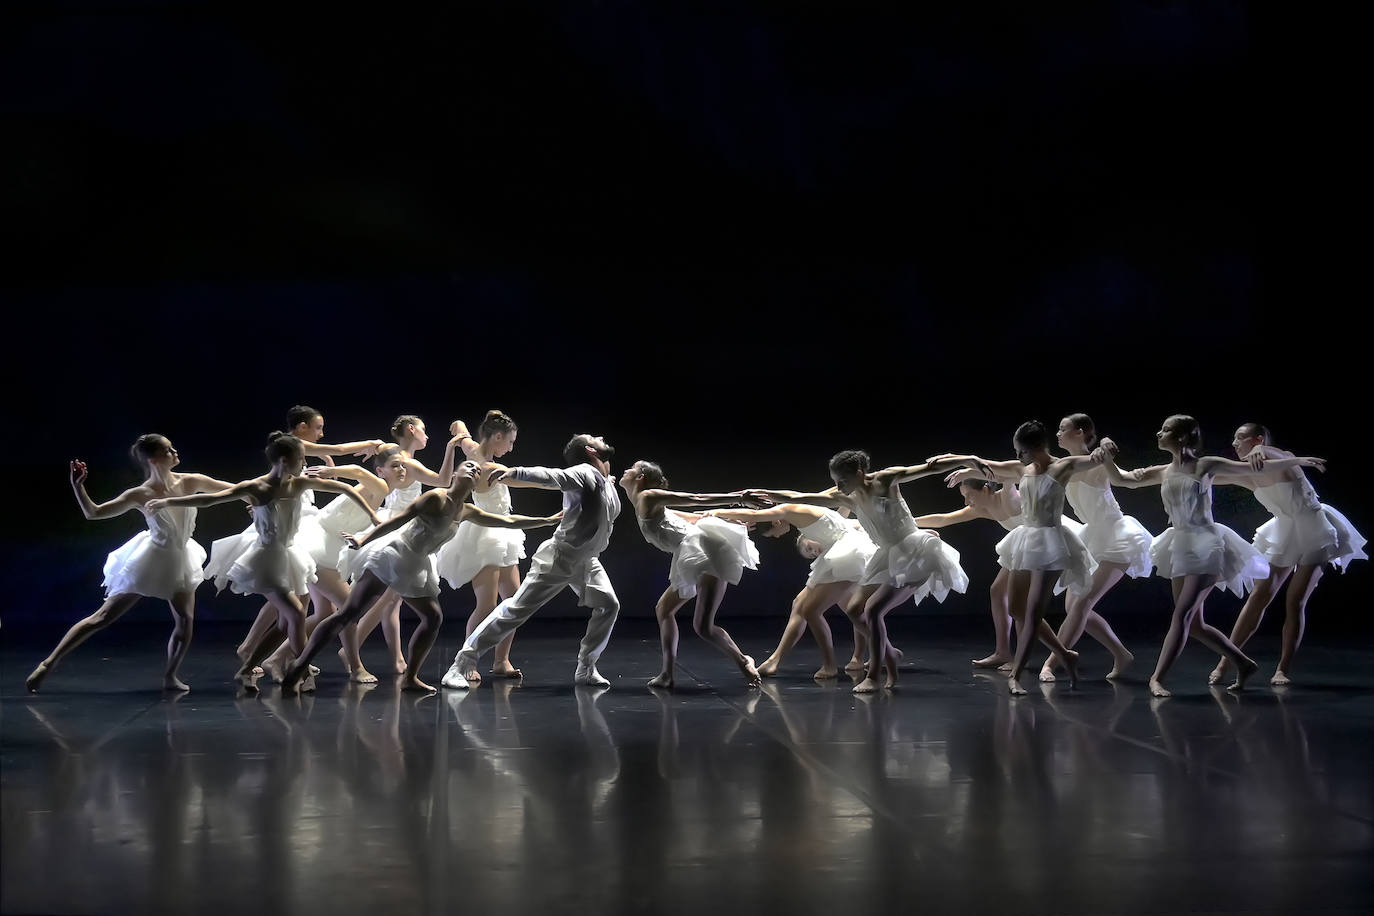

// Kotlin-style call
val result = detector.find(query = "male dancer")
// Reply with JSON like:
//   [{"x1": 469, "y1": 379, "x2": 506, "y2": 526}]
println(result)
[{"x1": 442, "y1": 433, "x2": 622, "y2": 688}]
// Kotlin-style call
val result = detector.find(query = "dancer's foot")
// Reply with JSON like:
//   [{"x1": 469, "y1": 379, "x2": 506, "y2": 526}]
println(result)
[
  {"x1": 1061, "y1": 649, "x2": 1080, "y2": 688},
  {"x1": 1106, "y1": 648, "x2": 1135, "y2": 680},
  {"x1": 813, "y1": 664, "x2": 839, "y2": 680},
  {"x1": 1008, "y1": 674, "x2": 1028, "y2": 696},
  {"x1": 1148, "y1": 678, "x2": 1171, "y2": 698},
  {"x1": 757, "y1": 656, "x2": 781, "y2": 677},
  {"x1": 25, "y1": 661, "x2": 50, "y2": 694},
  {"x1": 441, "y1": 659, "x2": 478, "y2": 689},
  {"x1": 647, "y1": 671, "x2": 674, "y2": 689},
  {"x1": 739, "y1": 655, "x2": 761, "y2": 688},
  {"x1": 163, "y1": 676, "x2": 191, "y2": 692},
  {"x1": 1228, "y1": 656, "x2": 1259, "y2": 692},
  {"x1": 574, "y1": 660, "x2": 610, "y2": 687},
  {"x1": 234, "y1": 666, "x2": 262, "y2": 692},
  {"x1": 853, "y1": 676, "x2": 880, "y2": 694},
  {"x1": 278, "y1": 663, "x2": 306, "y2": 694},
  {"x1": 972, "y1": 652, "x2": 1012, "y2": 669},
  {"x1": 489, "y1": 661, "x2": 523, "y2": 679},
  {"x1": 844, "y1": 657, "x2": 865, "y2": 677},
  {"x1": 1207, "y1": 661, "x2": 1228, "y2": 685},
  {"x1": 1039, "y1": 664, "x2": 1057, "y2": 683},
  {"x1": 350, "y1": 666, "x2": 378, "y2": 684},
  {"x1": 308, "y1": 665, "x2": 320, "y2": 677},
  {"x1": 1270, "y1": 669, "x2": 1292, "y2": 687},
  {"x1": 400, "y1": 675, "x2": 436, "y2": 693},
  {"x1": 391, "y1": 657, "x2": 407, "y2": 675},
  {"x1": 261, "y1": 656, "x2": 286, "y2": 684}
]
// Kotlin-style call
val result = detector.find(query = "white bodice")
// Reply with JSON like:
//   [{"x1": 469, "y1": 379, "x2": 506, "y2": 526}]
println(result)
[
  {"x1": 1064, "y1": 479, "x2": 1124, "y2": 528},
  {"x1": 1161, "y1": 472, "x2": 1214, "y2": 529},
  {"x1": 399, "y1": 511, "x2": 461, "y2": 556},
  {"x1": 252, "y1": 498, "x2": 302, "y2": 547},
  {"x1": 473, "y1": 481, "x2": 513, "y2": 514},
  {"x1": 1253, "y1": 477, "x2": 1322, "y2": 520},
  {"x1": 1019, "y1": 474, "x2": 1068, "y2": 528},
  {"x1": 144, "y1": 504, "x2": 198, "y2": 548},
  {"x1": 853, "y1": 492, "x2": 918, "y2": 548},
  {"x1": 796, "y1": 509, "x2": 852, "y2": 551},
  {"x1": 638, "y1": 510, "x2": 692, "y2": 555}
]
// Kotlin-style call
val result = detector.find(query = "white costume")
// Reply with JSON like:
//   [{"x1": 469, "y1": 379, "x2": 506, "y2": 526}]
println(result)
[
  {"x1": 337, "y1": 479, "x2": 422, "y2": 581},
  {"x1": 796, "y1": 510, "x2": 876, "y2": 587},
  {"x1": 446, "y1": 463, "x2": 621, "y2": 683},
  {"x1": 854, "y1": 491, "x2": 968, "y2": 603},
  {"x1": 1064, "y1": 477, "x2": 1154, "y2": 578},
  {"x1": 435, "y1": 481, "x2": 527, "y2": 589},
  {"x1": 995, "y1": 474, "x2": 1097, "y2": 594},
  {"x1": 1150, "y1": 471, "x2": 1269, "y2": 595},
  {"x1": 101, "y1": 504, "x2": 206, "y2": 600},
  {"x1": 204, "y1": 497, "x2": 317, "y2": 596},
  {"x1": 1250, "y1": 476, "x2": 1366, "y2": 571},
  {"x1": 637, "y1": 510, "x2": 759, "y2": 598},
  {"x1": 356, "y1": 510, "x2": 460, "y2": 599}
]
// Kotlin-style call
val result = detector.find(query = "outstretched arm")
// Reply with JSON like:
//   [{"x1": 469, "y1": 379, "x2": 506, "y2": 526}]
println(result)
[
  {"x1": 448, "y1": 420, "x2": 481, "y2": 461},
  {"x1": 303, "y1": 439, "x2": 386, "y2": 459},
  {"x1": 148, "y1": 480, "x2": 260, "y2": 512},
  {"x1": 69, "y1": 461, "x2": 142, "y2": 520},
  {"x1": 304, "y1": 477, "x2": 383, "y2": 525},
  {"x1": 638, "y1": 489, "x2": 762, "y2": 516},
  {"x1": 1094, "y1": 445, "x2": 1166, "y2": 489},
  {"x1": 743, "y1": 487, "x2": 848, "y2": 510},
  {"x1": 179, "y1": 472, "x2": 240, "y2": 494},
  {"x1": 490, "y1": 466, "x2": 587, "y2": 491},
  {"x1": 461, "y1": 505, "x2": 564, "y2": 530},
  {"x1": 912, "y1": 507, "x2": 981, "y2": 529},
  {"x1": 1199, "y1": 454, "x2": 1325, "y2": 480},
  {"x1": 703, "y1": 505, "x2": 815, "y2": 526}
]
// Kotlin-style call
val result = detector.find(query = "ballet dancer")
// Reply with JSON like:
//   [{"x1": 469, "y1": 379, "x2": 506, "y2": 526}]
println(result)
[
  {"x1": 148, "y1": 432, "x2": 381, "y2": 688},
  {"x1": 703, "y1": 503, "x2": 876, "y2": 679},
  {"x1": 435, "y1": 410, "x2": 527, "y2": 681},
  {"x1": 1096, "y1": 415, "x2": 1325, "y2": 697},
  {"x1": 441, "y1": 433, "x2": 623, "y2": 690},
  {"x1": 27, "y1": 435, "x2": 236, "y2": 693},
  {"x1": 747, "y1": 452, "x2": 972, "y2": 694},
  {"x1": 619, "y1": 460, "x2": 764, "y2": 689},
  {"x1": 1036, "y1": 413, "x2": 1151, "y2": 682},
  {"x1": 1207, "y1": 422, "x2": 1365, "y2": 686},
  {"x1": 279, "y1": 461, "x2": 561, "y2": 694}
]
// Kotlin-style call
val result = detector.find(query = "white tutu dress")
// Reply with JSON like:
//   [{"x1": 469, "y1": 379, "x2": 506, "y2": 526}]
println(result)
[
  {"x1": 995, "y1": 474, "x2": 1097, "y2": 593},
  {"x1": 1251, "y1": 477, "x2": 1366, "y2": 571},
  {"x1": 638, "y1": 510, "x2": 760, "y2": 599},
  {"x1": 854, "y1": 492, "x2": 968, "y2": 602},
  {"x1": 101, "y1": 504, "x2": 206, "y2": 600},
  {"x1": 338, "y1": 480, "x2": 422, "y2": 581},
  {"x1": 435, "y1": 481, "x2": 527, "y2": 589},
  {"x1": 309, "y1": 491, "x2": 375, "y2": 572},
  {"x1": 355, "y1": 510, "x2": 460, "y2": 599},
  {"x1": 1150, "y1": 471, "x2": 1269, "y2": 595},
  {"x1": 1065, "y1": 478, "x2": 1154, "y2": 578},
  {"x1": 204, "y1": 497, "x2": 318, "y2": 596},
  {"x1": 797, "y1": 509, "x2": 877, "y2": 587}
]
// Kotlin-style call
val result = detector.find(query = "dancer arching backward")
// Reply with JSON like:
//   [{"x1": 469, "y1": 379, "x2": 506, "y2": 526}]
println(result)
[
  {"x1": 149, "y1": 433, "x2": 381, "y2": 689},
  {"x1": 1036, "y1": 414, "x2": 1153, "y2": 682},
  {"x1": 259, "y1": 444, "x2": 413, "y2": 684},
  {"x1": 442, "y1": 433, "x2": 623, "y2": 690},
  {"x1": 1096, "y1": 414, "x2": 1325, "y2": 697},
  {"x1": 748, "y1": 451, "x2": 972, "y2": 694},
  {"x1": 1206, "y1": 422, "x2": 1365, "y2": 686},
  {"x1": 229, "y1": 404, "x2": 384, "y2": 678},
  {"x1": 619, "y1": 460, "x2": 765, "y2": 689},
  {"x1": 27, "y1": 436, "x2": 237, "y2": 693},
  {"x1": 352, "y1": 414, "x2": 472, "y2": 674},
  {"x1": 703, "y1": 503, "x2": 876, "y2": 679},
  {"x1": 435, "y1": 410, "x2": 527, "y2": 681},
  {"x1": 938, "y1": 421, "x2": 1104, "y2": 695},
  {"x1": 279, "y1": 461, "x2": 561, "y2": 694}
]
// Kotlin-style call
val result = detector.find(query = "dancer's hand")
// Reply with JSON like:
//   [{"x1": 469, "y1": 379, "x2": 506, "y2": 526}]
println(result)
[
  {"x1": 487, "y1": 468, "x2": 509, "y2": 485},
  {"x1": 1298, "y1": 456, "x2": 1326, "y2": 473},
  {"x1": 354, "y1": 440, "x2": 385, "y2": 457},
  {"x1": 305, "y1": 465, "x2": 335, "y2": 478},
  {"x1": 1247, "y1": 449, "x2": 1266, "y2": 471},
  {"x1": 343, "y1": 533, "x2": 364, "y2": 550},
  {"x1": 146, "y1": 497, "x2": 168, "y2": 513},
  {"x1": 69, "y1": 459, "x2": 88, "y2": 486},
  {"x1": 926, "y1": 453, "x2": 959, "y2": 464},
  {"x1": 742, "y1": 489, "x2": 775, "y2": 506},
  {"x1": 944, "y1": 468, "x2": 977, "y2": 488}
]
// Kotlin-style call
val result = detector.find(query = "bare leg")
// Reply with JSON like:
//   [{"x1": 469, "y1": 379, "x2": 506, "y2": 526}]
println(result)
[
  {"x1": 491, "y1": 565, "x2": 522, "y2": 675},
  {"x1": 757, "y1": 591, "x2": 811, "y2": 678},
  {"x1": 843, "y1": 585, "x2": 878, "y2": 676},
  {"x1": 854, "y1": 584, "x2": 914, "y2": 693},
  {"x1": 1149, "y1": 575, "x2": 1250, "y2": 697},
  {"x1": 690, "y1": 576, "x2": 759, "y2": 687},
  {"x1": 163, "y1": 592, "x2": 195, "y2": 691},
  {"x1": 1209, "y1": 567, "x2": 1288, "y2": 683},
  {"x1": 356, "y1": 590, "x2": 407, "y2": 673},
  {"x1": 1274, "y1": 564, "x2": 1321, "y2": 684},
  {"x1": 1008, "y1": 570, "x2": 1078, "y2": 694},
  {"x1": 236, "y1": 591, "x2": 308, "y2": 689},
  {"x1": 649, "y1": 586, "x2": 689, "y2": 688},
  {"x1": 27, "y1": 593, "x2": 142, "y2": 692},
  {"x1": 398, "y1": 597, "x2": 443, "y2": 692},
  {"x1": 972, "y1": 569, "x2": 1015, "y2": 668},
  {"x1": 1042, "y1": 564, "x2": 1130, "y2": 680},
  {"x1": 759, "y1": 581, "x2": 850, "y2": 677},
  {"x1": 237, "y1": 602, "x2": 278, "y2": 672},
  {"x1": 282, "y1": 573, "x2": 391, "y2": 692}
]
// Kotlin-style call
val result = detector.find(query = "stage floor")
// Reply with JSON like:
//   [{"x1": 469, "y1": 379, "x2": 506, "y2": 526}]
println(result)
[{"x1": 3, "y1": 618, "x2": 1372, "y2": 915}]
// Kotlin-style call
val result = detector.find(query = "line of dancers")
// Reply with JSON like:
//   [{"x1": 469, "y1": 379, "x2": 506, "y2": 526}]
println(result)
[{"x1": 27, "y1": 408, "x2": 1365, "y2": 698}]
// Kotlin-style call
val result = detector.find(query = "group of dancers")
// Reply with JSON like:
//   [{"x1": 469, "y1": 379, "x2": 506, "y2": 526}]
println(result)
[{"x1": 26, "y1": 407, "x2": 1366, "y2": 699}]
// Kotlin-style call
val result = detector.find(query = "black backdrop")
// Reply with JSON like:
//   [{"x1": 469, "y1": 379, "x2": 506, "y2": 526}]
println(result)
[{"x1": 4, "y1": 4, "x2": 1364, "y2": 628}]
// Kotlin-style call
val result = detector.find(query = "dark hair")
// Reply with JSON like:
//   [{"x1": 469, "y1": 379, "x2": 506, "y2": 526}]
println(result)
[
  {"x1": 130, "y1": 434, "x2": 169, "y2": 470},
  {"x1": 478, "y1": 409, "x2": 517, "y2": 440},
  {"x1": 287, "y1": 405, "x2": 321, "y2": 430},
  {"x1": 635, "y1": 460, "x2": 668, "y2": 488},
  {"x1": 563, "y1": 433, "x2": 612, "y2": 466},
  {"x1": 828, "y1": 449, "x2": 871, "y2": 477},
  {"x1": 391, "y1": 414, "x2": 422, "y2": 441},
  {"x1": 957, "y1": 477, "x2": 1001, "y2": 493},
  {"x1": 1165, "y1": 414, "x2": 1203, "y2": 451},
  {"x1": 1238, "y1": 422, "x2": 1271, "y2": 443},
  {"x1": 372, "y1": 444, "x2": 406, "y2": 471},
  {"x1": 1065, "y1": 413, "x2": 1097, "y2": 448},
  {"x1": 1013, "y1": 421, "x2": 1049, "y2": 454},
  {"x1": 265, "y1": 431, "x2": 305, "y2": 464}
]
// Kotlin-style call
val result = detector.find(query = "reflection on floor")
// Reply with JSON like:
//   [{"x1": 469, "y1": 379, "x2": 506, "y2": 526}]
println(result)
[{"x1": 3, "y1": 619, "x2": 1372, "y2": 915}]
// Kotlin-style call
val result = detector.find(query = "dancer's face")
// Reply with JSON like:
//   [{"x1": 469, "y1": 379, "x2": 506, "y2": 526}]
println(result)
[
  {"x1": 151, "y1": 438, "x2": 180, "y2": 471},
  {"x1": 491, "y1": 430, "x2": 517, "y2": 458},
  {"x1": 586, "y1": 436, "x2": 614, "y2": 473},
  {"x1": 959, "y1": 481, "x2": 991, "y2": 509},
  {"x1": 379, "y1": 453, "x2": 408, "y2": 486},
  {"x1": 830, "y1": 469, "x2": 860, "y2": 495},
  {"x1": 455, "y1": 461, "x2": 479, "y2": 484},
  {"x1": 798, "y1": 537, "x2": 823, "y2": 560},
  {"x1": 1231, "y1": 426, "x2": 1261, "y2": 458},
  {"x1": 278, "y1": 454, "x2": 306, "y2": 477},
  {"x1": 1056, "y1": 417, "x2": 1084, "y2": 450},
  {"x1": 408, "y1": 421, "x2": 429, "y2": 450},
  {"x1": 294, "y1": 415, "x2": 325, "y2": 444},
  {"x1": 1156, "y1": 418, "x2": 1184, "y2": 452},
  {"x1": 618, "y1": 464, "x2": 641, "y2": 490}
]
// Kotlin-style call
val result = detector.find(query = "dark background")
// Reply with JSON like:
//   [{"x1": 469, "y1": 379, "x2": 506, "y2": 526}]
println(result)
[{"x1": 3, "y1": 3, "x2": 1364, "y2": 629}]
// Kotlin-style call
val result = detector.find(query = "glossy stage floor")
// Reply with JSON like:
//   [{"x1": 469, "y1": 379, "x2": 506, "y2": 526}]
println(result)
[{"x1": 3, "y1": 617, "x2": 1372, "y2": 916}]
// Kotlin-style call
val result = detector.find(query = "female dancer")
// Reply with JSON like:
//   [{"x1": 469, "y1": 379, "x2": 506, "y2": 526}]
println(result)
[
  {"x1": 259, "y1": 444, "x2": 412, "y2": 683},
  {"x1": 619, "y1": 460, "x2": 765, "y2": 689},
  {"x1": 1207, "y1": 422, "x2": 1365, "y2": 686},
  {"x1": 27, "y1": 435, "x2": 236, "y2": 693},
  {"x1": 435, "y1": 410, "x2": 527, "y2": 680},
  {"x1": 352, "y1": 414, "x2": 471, "y2": 673},
  {"x1": 702, "y1": 503, "x2": 875, "y2": 679},
  {"x1": 148, "y1": 432, "x2": 381, "y2": 688},
  {"x1": 279, "y1": 461, "x2": 561, "y2": 693},
  {"x1": 1036, "y1": 413, "x2": 1152, "y2": 682},
  {"x1": 1096, "y1": 415, "x2": 1324, "y2": 697},
  {"x1": 747, "y1": 452, "x2": 971, "y2": 694}
]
